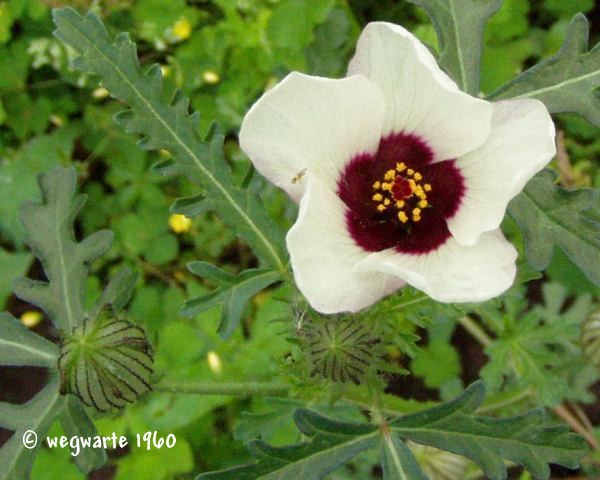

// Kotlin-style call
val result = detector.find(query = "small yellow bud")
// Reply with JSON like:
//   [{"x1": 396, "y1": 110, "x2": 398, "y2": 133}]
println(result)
[
  {"x1": 377, "y1": 204, "x2": 387, "y2": 212},
  {"x1": 169, "y1": 214, "x2": 192, "y2": 234},
  {"x1": 160, "y1": 65, "x2": 171, "y2": 77},
  {"x1": 398, "y1": 211, "x2": 408, "y2": 223},
  {"x1": 407, "y1": 168, "x2": 414, "y2": 176},
  {"x1": 372, "y1": 193, "x2": 383, "y2": 202},
  {"x1": 372, "y1": 181, "x2": 381, "y2": 190},
  {"x1": 207, "y1": 351, "x2": 222, "y2": 375},
  {"x1": 92, "y1": 87, "x2": 110, "y2": 99},
  {"x1": 384, "y1": 170, "x2": 396, "y2": 181},
  {"x1": 413, "y1": 172, "x2": 422, "y2": 181},
  {"x1": 396, "y1": 200, "x2": 405, "y2": 208},
  {"x1": 424, "y1": 184, "x2": 432, "y2": 192},
  {"x1": 202, "y1": 70, "x2": 220, "y2": 84},
  {"x1": 412, "y1": 208, "x2": 422, "y2": 216},
  {"x1": 396, "y1": 162, "x2": 406, "y2": 172},
  {"x1": 172, "y1": 18, "x2": 192, "y2": 40},
  {"x1": 21, "y1": 311, "x2": 43, "y2": 328},
  {"x1": 383, "y1": 198, "x2": 391, "y2": 206},
  {"x1": 418, "y1": 200, "x2": 428, "y2": 208}
]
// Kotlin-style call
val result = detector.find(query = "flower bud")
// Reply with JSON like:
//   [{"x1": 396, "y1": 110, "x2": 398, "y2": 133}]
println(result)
[{"x1": 58, "y1": 316, "x2": 153, "y2": 412}]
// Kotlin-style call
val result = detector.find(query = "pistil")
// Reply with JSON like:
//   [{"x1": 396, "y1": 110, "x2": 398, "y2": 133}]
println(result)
[{"x1": 372, "y1": 162, "x2": 431, "y2": 223}]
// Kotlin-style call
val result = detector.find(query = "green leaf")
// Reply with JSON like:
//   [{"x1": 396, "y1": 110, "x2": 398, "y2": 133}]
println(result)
[
  {"x1": 407, "y1": 0, "x2": 503, "y2": 94},
  {"x1": 390, "y1": 381, "x2": 588, "y2": 480},
  {"x1": 381, "y1": 432, "x2": 428, "y2": 480},
  {"x1": 508, "y1": 169, "x2": 600, "y2": 286},
  {"x1": 0, "y1": 377, "x2": 64, "y2": 480},
  {"x1": 196, "y1": 409, "x2": 378, "y2": 480},
  {"x1": 183, "y1": 262, "x2": 280, "y2": 338},
  {"x1": 200, "y1": 383, "x2": 586, "y2": 480},
  {"x1": 490, "y1": 14, "x2": 600, "y2": 126},
  {"x1": 12, "y1": 167, "x2": 113, "y2": 332},
  {"x1": 0, "y1": 249, "x2": 31, "y2": 308},
  {"x1": 0, "y1": 166, "x2": 140, "y2": 477},
  {"x1": 0, "y1": 312, "x2": 58, "y2": 368},
  {"x1": 52, "y1": 8, "x2": 287, "y2": 271},
  {"x1": 479, "y1": 283, "x2": 592, "y2": 406},
  {"x1": 60, "y1": 397, "x2": 106, "y2": 473}
]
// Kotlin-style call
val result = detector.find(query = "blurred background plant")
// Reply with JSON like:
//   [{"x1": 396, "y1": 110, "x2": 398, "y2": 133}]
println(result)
[{"x1": 0, "y1": 0, "x2": 599, "y2": 479}]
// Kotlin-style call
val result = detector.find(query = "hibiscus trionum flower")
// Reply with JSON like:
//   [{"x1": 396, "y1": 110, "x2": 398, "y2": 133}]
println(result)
[{"x1": 240, "y1": 22, "x2": 555, "y2": 314}]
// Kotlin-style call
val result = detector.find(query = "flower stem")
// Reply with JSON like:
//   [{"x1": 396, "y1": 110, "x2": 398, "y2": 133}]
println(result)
[
  {"x1": 553, "y1": 404, "x2": 600, "y2": 450},
  {"x1": 153, "y1": 380, "x2": 290, "y2": 396},
  {"x1": 457, "y1": 315, "x2": 493, "y2": 347}
]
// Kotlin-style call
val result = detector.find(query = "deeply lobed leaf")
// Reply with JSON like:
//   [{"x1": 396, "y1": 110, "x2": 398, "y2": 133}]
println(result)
[
  {"x1": 198, "y1": 382, "x2": 587, "y2": 480},
  {"x1": 508, "y1": 169, "x2": 600, "y2": 286},
  {"x1": 0, "y1": 167, "x2": 139, "y2": 478},
  {"x1": 390, "y1": 382, "x2": 588, "y2": 480},
  {"x1": 183, "y1": 262, "x2": 280, "y2": 339},
  {"x1": 52, "y1": 8, "x2": 287, "y2": 271},
  {"x1": 408, "y1": 0, "x2": 503, "y2": 94},
  {"x1": 491, "y1": 14, "x2": 600, "y2": 126}
]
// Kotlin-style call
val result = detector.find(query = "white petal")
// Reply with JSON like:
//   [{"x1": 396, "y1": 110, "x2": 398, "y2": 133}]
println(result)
[
  {"x1": 449, "y1": 99, "x2": 556, "y2": 245},
  {"x1": 287, "y1": 176, "x2": 404, "y2": 314},
  {"x1": 348, "y1": 22, "x2": 492, "y2": 161},
  {"x1": 239, "y1": 72, "x2": 386, "y2": 202},
  {"x1": 356, "y1": 230, "x2": 517, "y2": 303}
]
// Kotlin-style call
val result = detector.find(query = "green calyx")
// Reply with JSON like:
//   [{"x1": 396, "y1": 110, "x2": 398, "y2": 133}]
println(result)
[
  {"x1": 300, "y1": 314, "x2": 382, "y2": 385},
  {"x1": 58, "y1": 315, "x2": 153, "y2": 412}
]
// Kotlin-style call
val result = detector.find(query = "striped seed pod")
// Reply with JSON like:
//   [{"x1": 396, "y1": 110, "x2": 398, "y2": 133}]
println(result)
[
  {"x1": 58, "y1": 315, "x2": 153, "y2": 412},
  {"x1": 582, "y1": 311, "x2": 600, "y2": 369},
  {"x1": 301, "y1": 315, "x2": 381, "y2": 385}
]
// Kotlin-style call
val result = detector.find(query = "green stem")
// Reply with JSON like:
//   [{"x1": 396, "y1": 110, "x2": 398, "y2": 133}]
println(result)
[
  {"x1": 153, "y1": 380, "x2": 290, "y2": 396},
  {"x1": 457, "y1": 315, "x2": 493, "y2": 347}
]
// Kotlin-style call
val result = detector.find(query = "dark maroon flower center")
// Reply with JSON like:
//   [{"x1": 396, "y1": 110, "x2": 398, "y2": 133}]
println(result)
[{"x1": 337, "y1": 132, "x2": 465, "y2": 254}]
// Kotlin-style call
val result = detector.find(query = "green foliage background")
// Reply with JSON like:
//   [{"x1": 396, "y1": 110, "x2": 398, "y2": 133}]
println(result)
[{"x1": 0, "y1": 0, "x2": 599, "y2": 478}]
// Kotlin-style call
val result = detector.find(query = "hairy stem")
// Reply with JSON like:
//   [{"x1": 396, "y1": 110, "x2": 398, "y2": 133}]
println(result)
[
  {"x1": 554, "y1": 404, "x2": 599, "y2": 451},
  {"x1": 153, "y1": 380, "x2": 290, "y2": 396},
  {"x1": 457, "y1": 315, "x2": 493, "y2": 347}
]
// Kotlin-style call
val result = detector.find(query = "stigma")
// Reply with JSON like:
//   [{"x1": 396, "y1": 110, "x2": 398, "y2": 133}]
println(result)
[{"x1": 372, "y1": 162, "x2": 431, "y2": 223}]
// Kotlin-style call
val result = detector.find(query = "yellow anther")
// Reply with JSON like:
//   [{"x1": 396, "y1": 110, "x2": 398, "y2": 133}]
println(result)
[
  {"x1": 407, "y1": 169, "x2": 414, "y2": 176},
  {"x1": 398, "y1": 211, "x2": 408, "y2": 223},
  {"x1": 396, "y1": 200, "x2": 405, "y2": 208},
  {"x1": 396, "y1": 162, "x2": 406, "y2": 172},
  {"x1": 413, "y1": 215, "x2": 421, "y2": 222},
  {"x1": 418, "y1": 200, "x2": 428, "y2": 208},
  {"x1": 384, "y1": 170, "x2": 396, "y2": 181},
  {"x1": 408, "y1": 179, "x2": 416, "y2": 188},
  {"x1": 377, "y1": 204, "x2": 387, "y2": 212},
  {"x1": 372, "y1": 193, "x2": 383, "y2": 202},
  {"x1": 424, "y1": 184, "x2": 432, "y2": 192},
  {"x1": 413, "y1": 172, "x2": 422, "y2": 181},
  {"x1": 412, "y1": 208, "x2": 421, "y2": 216},
  {"x1": 383, "y1": 198, "x2": 391, "y2": 206},
  {"x1": 381, "y1": 182, "x2": 392, "y2": 191},
  {"x1": 372, "y1": 181, "x2": 381, "y2": 190}
]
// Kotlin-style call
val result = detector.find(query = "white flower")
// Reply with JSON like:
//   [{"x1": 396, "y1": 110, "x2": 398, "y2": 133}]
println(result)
[{"x1": 239, "y1": 22, "x2": 555, "y2": 314}]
